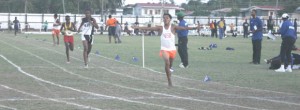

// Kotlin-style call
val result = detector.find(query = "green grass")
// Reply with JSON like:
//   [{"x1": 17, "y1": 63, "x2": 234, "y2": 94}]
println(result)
[{"x1": 0, "y1": 32, "x2": 299, "y2": 110}]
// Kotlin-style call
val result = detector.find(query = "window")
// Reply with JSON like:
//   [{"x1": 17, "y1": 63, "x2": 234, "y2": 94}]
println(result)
[
  {"x1": 155, "y1": 10, "x2": 161, "y2": 15},
  {"x1": 163, "y1": 10, "x2": 169, "y2": 14},
  {"x1": 150, "y1": 10, "x2": 153, "y2": 15},
  {"x1": 144, "y1": 9, "x2": 147, "y2": 14}
]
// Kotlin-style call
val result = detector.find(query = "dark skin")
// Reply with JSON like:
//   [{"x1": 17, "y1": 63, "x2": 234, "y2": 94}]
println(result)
[
  {"x1": 60, "y1": 16, "x2": 76, "y2": 63},
  {"x1": 132, "y1": 14, "x2": 199, "y2": 87},
  {"x1": 250, "y1": 10, "x2": 263, "y2": 34},
  {"x1": 78, "y1": 10, "x2": 99, "y2": 66}
]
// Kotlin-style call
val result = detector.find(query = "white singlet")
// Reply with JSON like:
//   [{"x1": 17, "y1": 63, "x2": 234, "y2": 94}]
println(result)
[
  {"x1": 53, "y1": 18, "x2": 60, "y2": 30},
  {"x1": 160, "y1": 24, "x2": 176, "y2": 51}
]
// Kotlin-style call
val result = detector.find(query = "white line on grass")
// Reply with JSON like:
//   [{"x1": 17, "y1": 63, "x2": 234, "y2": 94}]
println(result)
[
  {"x1": 30, "y1": 40, "x2": 300, "y2": 107},
  {"x1": 0, "y1": 53, "x2": 184, "y2": 110},
  {"x1": 0, "y1": 104, "x2": 17, "y2": 110},
  {"x1": 1, "y1": 38, "x2": 270, "y2": 110},
  {"x1": 0, "y1": 84, "x2": 101, "y2": 110}
]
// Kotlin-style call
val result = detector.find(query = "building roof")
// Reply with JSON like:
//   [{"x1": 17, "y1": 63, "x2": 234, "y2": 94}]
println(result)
[
  {"x1": 135, "y1": 3, "x2": 183, "y2": 10},
  {"x1": 250, "y1": 6, "x2": 284, "y2": 11}
]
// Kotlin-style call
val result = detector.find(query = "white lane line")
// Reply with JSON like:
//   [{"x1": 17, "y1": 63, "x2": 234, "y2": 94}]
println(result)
[
  {"x1": 32, "y1": 36, "x2": 296, "y2": 95},
  {"x1": 42, "y1": 45, "x2": 300, "y2": 107},
  {"x1": 0, "y1": 53, "x2": 184, "y2": 110},
  {"x1": 1, "y1": 39, "x2": 267, "y2": 110},
  {"x1": 0, "y1": 104, "x2": 17, "y2": 110},
  {"x1": 0, "y1": 84, "x2": 101, "y2": 110}
]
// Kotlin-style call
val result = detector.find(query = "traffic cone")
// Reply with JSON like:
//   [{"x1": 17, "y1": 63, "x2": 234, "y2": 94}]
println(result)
[{"x1": 115, "y1": 55, "x2": 120, "y2": 61}]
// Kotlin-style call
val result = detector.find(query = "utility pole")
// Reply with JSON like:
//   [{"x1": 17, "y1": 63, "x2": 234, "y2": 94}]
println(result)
[
  {"x1": 101, "y1": 0, "x2": 104, "y2": 20},
  {"x1": 63, "y1": 0, "x2": 66, "y2": 14},
  {"x1": 24, "y1": 0, "x2": 27, "y2": 13}
]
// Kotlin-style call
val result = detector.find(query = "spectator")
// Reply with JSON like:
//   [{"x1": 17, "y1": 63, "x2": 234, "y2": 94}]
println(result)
[
  {"x1": 249, "y1": 9, "x2": 263, "y2": 64},
  {"x1": 243, "y1": 19, "x2": 249, "y2": 38},
  {"x1": 134, "y1": 20, "x2": 139, "y2": 35},
  {"x1": 294, "y1": 18, "x2": 298, "y2": 34},
  {"x1": 13, "y1": 17, "x2": 20, "y2": 36}
]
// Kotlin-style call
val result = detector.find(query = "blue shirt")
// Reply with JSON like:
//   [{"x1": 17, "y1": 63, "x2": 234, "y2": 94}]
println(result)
[
  {"x1": 176, "y1": 20, "x2": 188, "y2": 37},
  {"x1": 250, "y1": 17, "x2": 263, "y2": 40},
  {"x1": 279, "y1": 20, "x2": 297, "y2": 39}
]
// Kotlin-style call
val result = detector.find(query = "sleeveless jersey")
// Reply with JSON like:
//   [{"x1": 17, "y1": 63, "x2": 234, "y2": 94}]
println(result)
[
  {"x1": 53, "y1": 18, "x2": 60, "y2": 30},
  {"x1": 81, "y1": 18, "x2": 95, "y2": 35},
  {"x1": 161, "y1": 25, "x2": 176, "y2": 51}
]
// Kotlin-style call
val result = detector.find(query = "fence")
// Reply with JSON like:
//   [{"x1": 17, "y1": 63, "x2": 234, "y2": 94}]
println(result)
[{"x1": 0, "y1": 13, "x2": 298, "y2": 34}]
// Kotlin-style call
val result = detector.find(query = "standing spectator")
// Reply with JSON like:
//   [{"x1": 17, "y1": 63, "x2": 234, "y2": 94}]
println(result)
[
  {"x1": 52, "y1": 13, "x2": 61, "y2": 46},
  {"x1": 13, "y1": 17, "x2": 20, "y2": 36},
  {"x1": 209, "y1": 21, "x2": 215, "y2": 37},
  {"x1": 274, "y1": 13, "x2": 297, "y2": 72},
  {"x1": 218, "y1": 18, "x2": 225, "y2": 39},
  {"x1": 114, "y1": 21, "x2": 122, "y2": 43},
  {"x1": 223, "y1": 19, "x2": 227, "y2": 37},
  {"x1": 243, "y1": 19, "x2": 249, "y2": 38},
  {"x1": 294, "y1": 18, "x2": 298, "y2": 34},
  {"x1": 213, "y1": 20, "x2": 218, "y2": 38},
  {"x1": 176, "y1": 12, "x2": 189, "y2": 68},
  {"x1": 134, "y1": 20, "x2": 139, "y2": 35},
  {"x1": 99, "y1": 19, "x2": 104, "y2": 35},
  {"x1": 105, "y1": 15, "x2": 117, "y2": 43},
  {"x1": 124, "y1": 22, "x2": 131, "y2": 35},
  {"x1": 197, "y1": 21, "x2": 201, "y2": 36},
  {"x1": 229, "y1": 23, "x2": 235, "y2": 37},
  {"x1": 43, "y1": 20, "x2": 48, "y2": 32},
  {"x1": 267, "y1": 16, "x2": 274, "y2": 33},
  {"x1": 250, "y1": 9, "x2": 263, "y2": 64}
]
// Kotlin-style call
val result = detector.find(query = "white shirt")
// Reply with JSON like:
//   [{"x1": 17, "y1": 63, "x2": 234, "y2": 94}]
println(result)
[
  {"x1": 53, "y1": 18, "x2": 60, "y2": 30},
  {"x1": 81, "y1": 18, "x2": 94, "y2": 35},
  {"x1": 161, "y1": 25, "x2": 176, "y2": 51}
]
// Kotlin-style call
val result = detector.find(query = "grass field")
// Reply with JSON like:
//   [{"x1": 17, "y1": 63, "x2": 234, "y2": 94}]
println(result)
[{"x1": 0, "y1": 32, "x2": 299, "y2": 110}]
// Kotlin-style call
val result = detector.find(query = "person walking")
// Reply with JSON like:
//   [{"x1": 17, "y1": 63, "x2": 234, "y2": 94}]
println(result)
[
  {"x1": 243, "y1": 19, "x2": 249, "y2": 38},
  {"x1": 176, "y1": 12, "x2": 189, "y2": 68},
  {"x1": 249, "y1": 9, "x2": 263, "y2": 64},
  {"x1": 274, "y1": 13, "x2": 297, "y2": 72}
]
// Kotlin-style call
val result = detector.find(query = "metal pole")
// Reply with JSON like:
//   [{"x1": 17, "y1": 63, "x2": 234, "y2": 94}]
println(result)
[
  {"x1": 101, "y1": 0, "x2": 104, "y2": 19},
  {"x1": 63, "y1": 0, "x2": 66, "y2": 14},
  {"x1": 24, "y1": 0, "x2": 27, "y2": 13},
  {"x1": 78, "y1": 0, "x2": 80, "y2": 14}
]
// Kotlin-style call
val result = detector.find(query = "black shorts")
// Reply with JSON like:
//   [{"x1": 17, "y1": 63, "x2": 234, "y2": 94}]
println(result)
[
  {"x1": 83, "y1": 35, "x2": 93, "y2": 44},
  {"x1": 108, "y1": 26, "x2": 116, "y2": 36}
]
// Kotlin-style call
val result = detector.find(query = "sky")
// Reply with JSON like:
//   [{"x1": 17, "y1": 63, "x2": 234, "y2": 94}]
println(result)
[{"x1": 124, "y1": 0, "x2": 209, "y2": 5}]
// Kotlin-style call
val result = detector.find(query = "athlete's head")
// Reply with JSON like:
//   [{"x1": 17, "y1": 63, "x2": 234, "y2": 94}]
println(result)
[
  {"x1": 163, "y1": 13, "x2": 172, "y2": 25},
  {"x1": 54, "y1": 13, "x2": 58, "y2": 18},
  {"x1": 65, "y1": 15, "x2": 70, "y2": 22},
  {"x1": 85, "y1": 9, "x2": 92, "y2": 18}
]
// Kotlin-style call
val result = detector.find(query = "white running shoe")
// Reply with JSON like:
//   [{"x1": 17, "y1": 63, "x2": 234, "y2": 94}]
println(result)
[
  {"x1": 170, "y1": 67, "x2": 174, "y2": 73},
  {"x1": 275, "y1": 67, "x2": 285, "y2": 72},
  {"x1": 179, "y1": 63, "x2": 185, "y2": 68},
  {"x1": 84, "y1": 64, "x2": 88, "y2": 69},
  {"x1": 285, "y1": 67, "x2": 292, "y2": 72}
]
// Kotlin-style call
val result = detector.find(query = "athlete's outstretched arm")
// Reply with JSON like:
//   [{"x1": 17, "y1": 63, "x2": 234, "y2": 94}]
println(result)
[
  {"x1": 131, "y1": 26, "x2": 161, "y2": 32},
  {"x1": 77, "y1": 20, "x2": 84, "y2": 33}
]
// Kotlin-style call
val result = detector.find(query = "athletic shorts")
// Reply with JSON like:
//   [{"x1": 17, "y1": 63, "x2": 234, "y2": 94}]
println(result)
[
  {"x1": 81, "y1": 35, "x2": 94, "y2": 44},
  {"x1": 108, "y1": 26, "x2": 116, "y2": 36},
  {"x1": 52, "y1": 29, "x2": 60, "y2": 35},
  {"x1": 64, "y1": 35, "x2": 74, "y2": 44},
  {"x1": 160, "y1": 50, "x2": 177, "y2": 59}
]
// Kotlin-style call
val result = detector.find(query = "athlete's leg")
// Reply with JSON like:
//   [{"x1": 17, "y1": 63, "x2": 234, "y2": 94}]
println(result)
[
  {"x1": 161, "y1": 51, "x2": 172, "y2": 87},
  {"x1": 64, "y1": 42, "x2": 70, "y2": 62},
  {"x1": 52, "y1": 31, "x2": 56, "y2": 46},
  {"x1": 82, "y1": 40, "x2": 89, "y2": 66}
]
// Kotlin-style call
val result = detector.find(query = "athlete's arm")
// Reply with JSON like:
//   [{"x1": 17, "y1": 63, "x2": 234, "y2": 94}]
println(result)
[
  {"x1": 60, "y1": 23, "x2": 65, "y2": 35},
  {"x1": 90, "y1": 18, "x2": 99, "y2": 29},
  {"x1": 77, "y1": 20, "x2": 84, "y2": 33},
  {"x1": 131, "y1": 26, "x2": 161, "y2": 31},
  {"x1": 71, "y1": 23, "x2": 77, "y2": 32}
]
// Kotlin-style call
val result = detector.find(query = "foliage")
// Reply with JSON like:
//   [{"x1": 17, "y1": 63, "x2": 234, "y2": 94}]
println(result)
[
  {"x1": 182, "y1": 0, "x2": 299, "y2": 16},
  {"x1": 0, "y1": 0, "x2": 123, "y2": 14}
]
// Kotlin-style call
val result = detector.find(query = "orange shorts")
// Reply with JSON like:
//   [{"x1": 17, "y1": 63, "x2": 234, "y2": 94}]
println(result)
[
  {"x1": 64, "y1": 36, "x2": 74, "y2": 44},
  {"x1": 160, "y1": 50, "x2": 177, "y2": 59},
  {"x1": 52, "y1": 29, "x2": 60, "y2": 35}
]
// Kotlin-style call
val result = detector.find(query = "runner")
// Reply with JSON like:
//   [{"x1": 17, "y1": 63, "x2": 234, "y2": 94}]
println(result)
[
  {"x1": 78, "y1": 9, "x2": 99, "y2": 68},
  {"x1": 132, "y1": 13, "x2": 199, "y2": 87},
  {"x1": 60, "y1": 15, "x2": 76, "y2": 63},
  {"x1": 52, "y1": 13, "x2": 61, "y2": 46}
]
